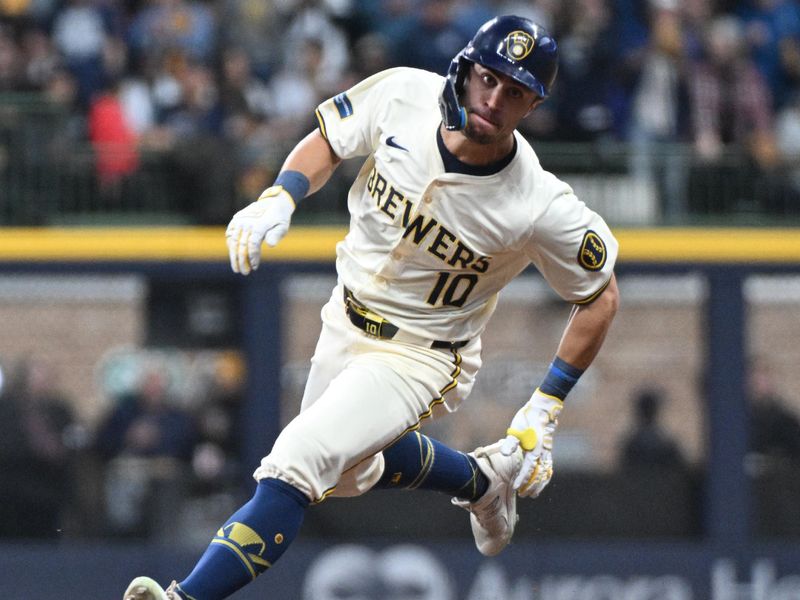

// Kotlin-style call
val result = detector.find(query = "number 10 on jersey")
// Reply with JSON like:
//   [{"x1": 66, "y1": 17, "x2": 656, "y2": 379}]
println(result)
[{"x1": 426, "y1": 272, "x2": 479, "y2": 307}]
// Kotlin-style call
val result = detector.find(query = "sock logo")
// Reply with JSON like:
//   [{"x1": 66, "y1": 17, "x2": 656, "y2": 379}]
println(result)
[{"x1": 212, "y1": 522, "x2": 272, "y2": 579}]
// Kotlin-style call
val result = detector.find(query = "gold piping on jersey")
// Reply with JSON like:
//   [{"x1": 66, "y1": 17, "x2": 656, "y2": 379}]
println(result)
[
  {"x1": 312, "y1": 348, "x2": 463, "y2": 503},
  {"x1": 573, "y1": 275, "x2": 612, "y2": 305},
  {"x1": 315, "y1": 108, "x2": 328, "y2": 140},
  {"x1": 316, "y1": 487, "x2": 340, "y2": 503}
]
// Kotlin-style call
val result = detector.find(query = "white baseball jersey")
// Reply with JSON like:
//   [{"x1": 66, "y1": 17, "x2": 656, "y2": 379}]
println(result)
[
  {"x1": 315, "y1": 67, "x2": 618, "y2": 343},
  {"x1": 256, "y1": 67, "x2": 619, "y2": 502}
]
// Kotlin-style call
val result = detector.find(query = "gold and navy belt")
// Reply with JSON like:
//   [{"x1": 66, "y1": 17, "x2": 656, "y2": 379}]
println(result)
[{"x1": 343, "y1": 286, "x2": 469, "y2": 350}]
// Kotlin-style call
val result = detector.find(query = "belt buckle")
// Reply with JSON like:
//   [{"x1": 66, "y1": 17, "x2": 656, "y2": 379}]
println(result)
[
  {"x1": 362, "y1": 316, "x2": 384, "y2": 338},
  {"x1": 345, "y1": 294, "x2": 387, "y2": 338}
]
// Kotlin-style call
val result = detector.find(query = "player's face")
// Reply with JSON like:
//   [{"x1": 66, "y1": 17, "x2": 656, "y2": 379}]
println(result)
[{"x1": 462, "y1": 63, "x2": 543, "y2": 145}]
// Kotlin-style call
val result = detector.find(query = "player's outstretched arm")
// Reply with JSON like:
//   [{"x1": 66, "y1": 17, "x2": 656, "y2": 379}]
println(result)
[
  {"x1": 501, "y1": 274, "x2": 620, "y2": 497},
  {"x1": 552, "y1": 272, "x2": 620, "y2": 370},
  {"x1": 281, "y1": 129, "x2": 343, "y2": 195},
  {"x1": 226, "y1": 130, "x2": 342, "y2": 275}
]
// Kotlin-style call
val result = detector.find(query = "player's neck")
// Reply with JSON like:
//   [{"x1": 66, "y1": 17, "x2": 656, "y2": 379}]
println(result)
[{"x1": 439, "y1": 125, "x2": 515, "y2": 166}]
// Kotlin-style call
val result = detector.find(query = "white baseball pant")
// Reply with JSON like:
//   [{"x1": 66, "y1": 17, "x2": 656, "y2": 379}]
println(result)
[{"x1": 253, "y1": 283, "x2": 482, "y2": 502}]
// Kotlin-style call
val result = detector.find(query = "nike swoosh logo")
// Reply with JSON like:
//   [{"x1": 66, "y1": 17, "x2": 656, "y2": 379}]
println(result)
[{"x1": 386, "y1": 136, "x2": 409, "y2": 151}]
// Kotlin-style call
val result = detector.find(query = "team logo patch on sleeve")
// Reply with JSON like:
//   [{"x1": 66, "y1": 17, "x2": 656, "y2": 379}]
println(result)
[
  {"x1": 578, "y1": 230, "x2": 607, "y2": 271},
  {"x1": 333, "y1": 93, "x2": 354, "y2": 119}
]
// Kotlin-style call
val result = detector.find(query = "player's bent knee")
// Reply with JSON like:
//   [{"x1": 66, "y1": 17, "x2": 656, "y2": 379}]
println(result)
[
  {"x1": 329, "y1": 453, "x2": 385, "y2": 498},
  {"x1": 253, "y1": 460, "x2": 316, "y2": 501},
  {"x1": 253, "y1": 452, "x2": 385, "y2": 502}
]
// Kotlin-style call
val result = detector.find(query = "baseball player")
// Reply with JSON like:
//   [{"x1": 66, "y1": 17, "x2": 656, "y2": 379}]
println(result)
[{"x1": 124, "y1": 15, "x2": 619, "y2": 600}]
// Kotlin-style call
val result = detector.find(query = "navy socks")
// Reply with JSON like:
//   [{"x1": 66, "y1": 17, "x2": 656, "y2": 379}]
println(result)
[
  {"x1": 177, "y1": 478, "x2": 308, "y2": 600},
  {"x1": 375, "y1": 431, "x2": 488, "y2": 501},
  {"x1": 173, "y1": 434, "x2": 487, "y2": 599}
]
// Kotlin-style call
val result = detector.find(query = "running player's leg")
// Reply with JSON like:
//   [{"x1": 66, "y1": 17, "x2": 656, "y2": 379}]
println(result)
[
  {"x1": 173, "y1": 477, "x2": 308, "y2": 599},
  {"x1": 374, "y1": 430, "x2": 488, "y2": 501},
  {"x1": 170, "y1": 297, "x2": 358, "y2": 599},
  {"x1": 173, "y1": 338, "x2": 463, "y2": 598},
  {"x1": 312, "y1": 290, "x2": 492, "y2": 501}
]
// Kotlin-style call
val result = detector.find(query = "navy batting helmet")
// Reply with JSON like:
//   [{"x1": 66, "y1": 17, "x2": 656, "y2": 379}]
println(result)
[{"x1": 439, "y1": 15, "x2": 559, "y2": 130}]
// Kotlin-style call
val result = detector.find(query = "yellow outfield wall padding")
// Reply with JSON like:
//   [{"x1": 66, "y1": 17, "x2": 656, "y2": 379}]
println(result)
[
  {"x1": 615, "y1": 228, "x2": 800, "y2": 262},
  {"x1": 0, "y1": 227, "x2": 799, "y2": 263},
  {"x1": 0, "y1": 227, "x2": 345, "y2": 261}
]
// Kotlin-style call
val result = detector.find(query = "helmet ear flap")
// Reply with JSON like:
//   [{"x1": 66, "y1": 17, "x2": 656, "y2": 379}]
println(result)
[{"x1": 439, "y1": 53, "x2": 469, "y2": 130}]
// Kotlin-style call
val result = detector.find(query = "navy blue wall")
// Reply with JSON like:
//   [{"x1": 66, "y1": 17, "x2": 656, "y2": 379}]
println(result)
[
  {"x1": 2, "y1": 260, "x2": 799, "y2": 598},
  {"x1": 2, "y1": 539, "x2": 800, "y2": 599}
]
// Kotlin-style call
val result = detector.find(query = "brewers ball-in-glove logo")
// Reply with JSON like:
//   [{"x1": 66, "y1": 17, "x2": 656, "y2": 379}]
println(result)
[
  {"x1": 578, "y1": 230, "x2": 607, "y2": 271},
  {"x1": 505, "y1": 30, "x2": 535, "y2": 60},
  {"x1": 212, "y1": 522, "x2": 272, "y2": 578}
]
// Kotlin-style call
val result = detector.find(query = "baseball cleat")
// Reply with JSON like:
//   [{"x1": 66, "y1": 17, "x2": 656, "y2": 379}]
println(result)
[
  {"x1": 452, "y1": 440, "x2": 523, "y2": 556},
  {"x1": 123, "y1": 577, "x2": 181, "y2": 600}
]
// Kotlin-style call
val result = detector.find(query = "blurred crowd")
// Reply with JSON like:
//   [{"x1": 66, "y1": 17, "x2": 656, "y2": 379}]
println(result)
[
  {"x1": 2, "y1": 0, "x2": 800, "y2": 220},
  {"x1": 1, "y1": 348, "x2": 799, "y2": 541},
  {"x1": 0, "y1": 351, "x2": 247, "y2": 540}
]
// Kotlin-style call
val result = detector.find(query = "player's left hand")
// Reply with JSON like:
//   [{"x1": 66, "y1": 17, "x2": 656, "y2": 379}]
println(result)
[
  {"x1": 500, "y1": 389, "x2": 563, "y2": 498},
  {"x1": 225, "y1": 186, "x2": 296, "y2": 275}
]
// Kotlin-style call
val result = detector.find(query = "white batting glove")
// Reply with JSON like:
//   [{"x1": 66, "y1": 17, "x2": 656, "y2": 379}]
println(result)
[
  {"x1": 225, "y1": 186, "x2": 296, "y2": 275},
  {"x1": 500, "y1": 389, "x2": 563, "y2": 498}
]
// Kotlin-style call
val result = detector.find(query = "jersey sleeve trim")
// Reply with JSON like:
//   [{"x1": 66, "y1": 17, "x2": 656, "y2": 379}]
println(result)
[
  {"x1": 573, "y1": 275, "x2": 613, "y2": 305},
  {"x1": 315, "y1": 108, "x2": 329, "y2": 140}
]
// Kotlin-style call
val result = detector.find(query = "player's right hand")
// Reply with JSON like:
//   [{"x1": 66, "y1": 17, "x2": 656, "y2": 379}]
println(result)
[
  {"x1": 225, "y1": 186, "x2": 296, "y2": 275},
  {"x1": 500, "y1": 389, "x2": 563, "y2": 498}
]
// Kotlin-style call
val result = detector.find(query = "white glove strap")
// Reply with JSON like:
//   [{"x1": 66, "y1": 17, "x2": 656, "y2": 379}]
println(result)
[{"x1": 258, "y1": 185, "x2": 296, "y2": 208}]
